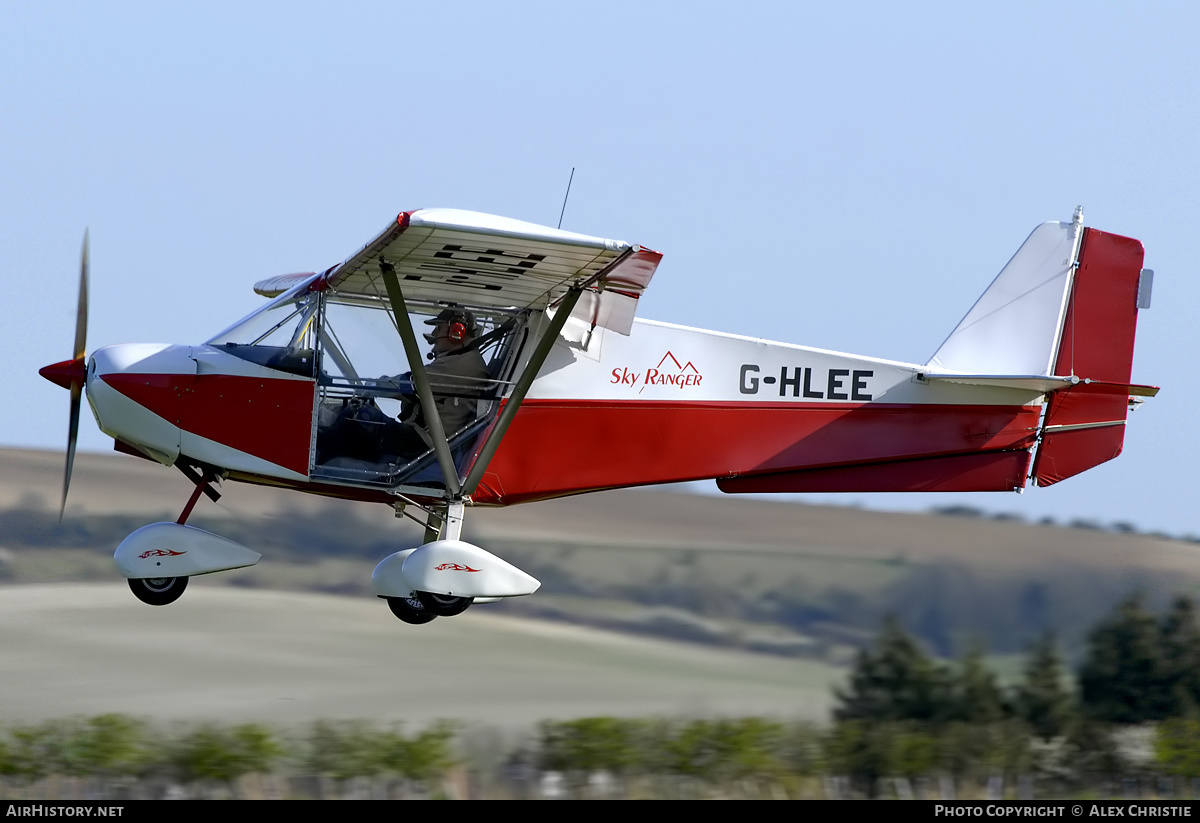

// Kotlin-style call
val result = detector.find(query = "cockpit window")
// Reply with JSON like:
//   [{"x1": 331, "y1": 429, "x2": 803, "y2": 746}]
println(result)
[
  {"x1": 311, "y1": 291, "x2": 526, "y2": 488},
  {"x1": 206, "y1": 283, "x2": 319, "y2": 377},
  {"x1": 205, "y1": 280, "x2": 528, "y2": 488}
]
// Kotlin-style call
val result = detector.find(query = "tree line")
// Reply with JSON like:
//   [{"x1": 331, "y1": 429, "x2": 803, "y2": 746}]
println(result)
[
  {"x1": 822, "y1": 593, "x2": 1200, "y2": 794},
  {"x1": 837, "y1": 594, "x2": 1200, "y2": 728}
]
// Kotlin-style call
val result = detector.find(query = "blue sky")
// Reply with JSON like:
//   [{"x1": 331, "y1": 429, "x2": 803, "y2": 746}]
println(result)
[{"x1": 3, "y1": 2, "x2": 1195, "y2": 535}]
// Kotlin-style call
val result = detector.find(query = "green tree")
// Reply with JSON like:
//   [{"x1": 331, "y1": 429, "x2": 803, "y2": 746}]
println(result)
[
  {"x1": 538, "y1": 717, "x2": 642, "y2": 777},
  {"x1": 950, "y1": 641, "x2": 1006, "y2": 723},
  {"x1": 306, "y1": 719, "x2": 384, "y2": 780},
  {"x1": 778, "y1": 722, "x2": 823, "y2": 777},
  {"x1": 1079, "y1": 595, "x2": 1173, "y2": 722},
  {"x1": 400, "y1": 721, "x2": 457, "y2": 783},
  {"x1": 1013, "y1": 632, "x2": 1076, "y2": 739},
  {"x1": 936, "y1": 720, "x2": 1033, "y2": 781},
  {"x1": 67, "y1": 714, "x2": 151, "y2": 779},
  {"x1": 3, "y1": 721, "x2": 69, "y2": 784},
  {"x1": 824, "y1": 721, "x2": 936, "y2": 796},
  {"x1": 712, "y1": 718, "x2": 786, "y2": 780},
  {"x1": 835, "y1": 617, "x2": 950, "y2": 723},
  {"x1": 228, "y1": 723, "x2": 284, "y2": 777},
  {"x1": 824, "y1": 720, "x2": 889, "y2": 792},
  {"x1": 1159, "y1": 596, "x2": 1200, "y2": 715},
  {"x1": 1156, "y1": 718, "x2": 1200, "y2": 777},
  {"x1": 661, "y1": 719, "x2": 722, "y2": 781},
  {"x1": 170, "y1": 722, "x2": 283, "y2": 793}
]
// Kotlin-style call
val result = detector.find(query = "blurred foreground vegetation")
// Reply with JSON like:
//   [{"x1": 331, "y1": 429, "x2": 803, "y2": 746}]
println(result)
[
  {"x1": 8, "y1": 593, "x2": 1200, "y2": 799},
  {"x1": 5, "y1": 712, "x2": 1200, "y2": 799},
  {"x1": 2, "y1": 595, "x2": 1199, "y2": 800}
]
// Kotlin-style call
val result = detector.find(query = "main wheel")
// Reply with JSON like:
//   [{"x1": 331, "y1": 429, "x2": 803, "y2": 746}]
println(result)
[
  {"x1": 128, "y1": 576, "x2": 188, "y2": 606},
  {"x1": 385, "y1": 595, "x2": 438, "y2": 625},
  {"x1": 415, "y1": 591, "x2": 474, "y2": 617}
]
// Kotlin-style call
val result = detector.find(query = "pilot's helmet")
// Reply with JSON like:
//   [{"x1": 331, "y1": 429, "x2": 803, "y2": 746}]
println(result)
[{"x1": 424, "y1": 307, "x2": 478, "y2": 342}]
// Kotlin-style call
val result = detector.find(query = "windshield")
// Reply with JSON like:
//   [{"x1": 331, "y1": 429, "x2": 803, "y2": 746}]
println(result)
[
  {"x1": 206, "y1": 281, "x2": 320, "y2": 376},
  {"x1": 208, "y1": 281, "x2": 317, "y2": 349}
]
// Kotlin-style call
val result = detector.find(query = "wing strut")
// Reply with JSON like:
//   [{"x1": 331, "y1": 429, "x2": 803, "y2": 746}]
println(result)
[
  {"x1": 379, "y1": 262, "x2": 462, "y2": 497},
  {"x1": 462, "y1": 287, "x2": 584, "y2": 497}
]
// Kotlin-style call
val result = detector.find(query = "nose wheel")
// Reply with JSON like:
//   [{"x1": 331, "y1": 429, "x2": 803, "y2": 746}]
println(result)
[
  {"x1": 385, "y1": 595, "x2": 439, "y2": 624},
  {"x1": 415, "y1": 591, "x2": 473, "y2": 617},
  {"x1": 382, "y1": 592, "x2": 474, "y2": 623},
  {"x1": 128, "y1": 576, "x2": 188, "y2": 606}
]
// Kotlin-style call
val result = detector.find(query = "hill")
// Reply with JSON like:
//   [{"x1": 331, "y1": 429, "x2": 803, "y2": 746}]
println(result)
[{"x1": 4, "y1": 447, "x2": 1199, "y2": 661}]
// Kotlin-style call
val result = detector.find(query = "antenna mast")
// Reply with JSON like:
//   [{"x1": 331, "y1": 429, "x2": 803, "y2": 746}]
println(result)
[{"x1": 557, "y1": 167, "x2": 575, "y2": 230}]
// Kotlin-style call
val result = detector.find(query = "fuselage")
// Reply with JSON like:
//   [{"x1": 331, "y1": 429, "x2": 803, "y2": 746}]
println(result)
[{"x1": 81, "y1": 315, "x2": 1045, "y2": 507}]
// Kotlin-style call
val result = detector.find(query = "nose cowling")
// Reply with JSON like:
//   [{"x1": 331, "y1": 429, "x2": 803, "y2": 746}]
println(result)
[{"x1": 85, "y1": 343, "x2": 192, "y2": 466}]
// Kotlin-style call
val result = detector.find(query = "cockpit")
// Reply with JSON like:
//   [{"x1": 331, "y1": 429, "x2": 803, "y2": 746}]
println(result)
[{"x1": 206, "y1": 278, "x2": 526, "y2": 489}]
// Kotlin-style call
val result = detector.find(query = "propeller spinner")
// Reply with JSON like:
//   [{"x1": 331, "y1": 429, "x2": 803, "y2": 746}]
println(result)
[{"x1": 38, "y1": 231, "x2": 89, "y2": 519}]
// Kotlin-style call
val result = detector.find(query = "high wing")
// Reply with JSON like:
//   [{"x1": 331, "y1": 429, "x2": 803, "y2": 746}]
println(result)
[{"x1": 313, "y1": 208, "x2": 662, "y2": 335}]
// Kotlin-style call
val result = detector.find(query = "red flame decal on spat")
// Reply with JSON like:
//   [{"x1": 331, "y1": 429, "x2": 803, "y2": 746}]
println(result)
[
  {"x1": 434, "y1": 563, "x2": 481, "y2": 572},
  {"x1": 138, "y1": 549, "x2": 186, "y2": 559}
]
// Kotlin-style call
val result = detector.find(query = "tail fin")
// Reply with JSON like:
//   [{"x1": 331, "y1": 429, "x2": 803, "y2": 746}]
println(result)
[
  {"x1": 1030, "y1": 227, "x2": 1150, "y2": 485},
  {"x1": 926, "y1": 212, "x2": 1154, "y2": 487},
  {"x1": 927, "y1": 219, "x2": 1080, "y2": 376}
]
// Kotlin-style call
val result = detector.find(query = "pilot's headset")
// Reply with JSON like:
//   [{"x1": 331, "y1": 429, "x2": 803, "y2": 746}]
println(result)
[{"x1": 424, "y1": 308, "x2": 477, "y2": 347}]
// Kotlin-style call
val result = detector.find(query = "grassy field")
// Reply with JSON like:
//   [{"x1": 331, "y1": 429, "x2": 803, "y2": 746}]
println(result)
[{"x1": 0, "y1": 582, "x2": 838, "y2": 729}]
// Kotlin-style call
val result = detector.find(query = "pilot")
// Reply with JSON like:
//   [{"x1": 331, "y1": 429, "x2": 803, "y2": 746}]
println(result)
[{"x1": 376, "y1": 307, "x2": 489, "y2": 458}]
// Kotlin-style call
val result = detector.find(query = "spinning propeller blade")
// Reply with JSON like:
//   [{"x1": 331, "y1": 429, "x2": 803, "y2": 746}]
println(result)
[
  {"x1": 63, "y1": 232, "x2": 88, "y2": 518},
  {"x1": 41, "y1": 232, "x2": 89, "y2": 520}
]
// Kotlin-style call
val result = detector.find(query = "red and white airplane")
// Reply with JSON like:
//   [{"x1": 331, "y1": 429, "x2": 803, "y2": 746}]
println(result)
[{"x1": 40, "y1": 206, "x2": 1157, "y2": 624}]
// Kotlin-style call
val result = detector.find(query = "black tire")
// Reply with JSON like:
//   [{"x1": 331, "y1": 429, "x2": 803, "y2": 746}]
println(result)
[
  {"x1": 415, "y1": 590, "x2": 473, "y2": 617},
  {"x1": 385, "y1": 595, "x2": 438, "y2": 625},
  {"x1": 128, "y1": 576, "x2": 188, "y2": 606}
]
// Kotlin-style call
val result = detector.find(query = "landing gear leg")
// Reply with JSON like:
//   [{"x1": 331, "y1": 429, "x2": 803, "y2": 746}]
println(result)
[
  {"x1": 412, "y1": 502, "x2": 473, "y2": 616},
  {"x1": 122, "y1": 466, "x2": 217, "y2": 607}
]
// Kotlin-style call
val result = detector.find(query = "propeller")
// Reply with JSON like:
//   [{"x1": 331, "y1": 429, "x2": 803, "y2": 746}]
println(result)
[{"x1": 38, "y1": 231, "x2": 89, "y2": 520}]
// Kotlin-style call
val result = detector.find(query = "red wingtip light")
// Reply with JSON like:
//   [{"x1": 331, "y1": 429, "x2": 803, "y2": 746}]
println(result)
[{"x1": 40, "y1": 358, "x2": 86, "y2": 391}]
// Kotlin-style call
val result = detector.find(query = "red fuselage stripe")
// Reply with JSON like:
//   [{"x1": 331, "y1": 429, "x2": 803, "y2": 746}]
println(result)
[
  {"x1": 472, "y1": 398, "x2": 1041, "y2": 504},
  {"x1": 102, "y1": 373, "x2": 314, "y2": 475}
]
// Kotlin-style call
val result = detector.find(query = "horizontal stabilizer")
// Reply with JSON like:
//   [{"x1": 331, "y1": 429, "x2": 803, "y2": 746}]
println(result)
[
  {"x1": 920, "y1": 373, "x2": 1079, "y2": 394},
  {"x1": 920, "y1": 373, "x2": 1159, "y2": 398}
]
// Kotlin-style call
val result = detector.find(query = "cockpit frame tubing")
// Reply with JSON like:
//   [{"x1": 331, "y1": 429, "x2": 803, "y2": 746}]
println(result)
[
  {"x1": 379, "y1": 265, "x2": 462, "y2": 497},
  {"x1": 461, "y1": 287, "x2": 583, "y2": 497}
]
